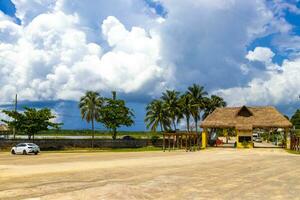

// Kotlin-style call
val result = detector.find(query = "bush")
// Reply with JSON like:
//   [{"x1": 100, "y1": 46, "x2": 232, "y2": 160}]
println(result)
[{"x1": 151, "y1": 135, "x2": 160, "y2": 144}]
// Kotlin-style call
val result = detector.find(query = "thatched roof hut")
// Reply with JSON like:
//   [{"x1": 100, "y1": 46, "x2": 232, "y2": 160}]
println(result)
[
  {"x1": 0, "y1": 124, "x2": 9, "y2": 132},
  {"x1": 201, "y1": 106, "x2": 292, "y2": 130}
]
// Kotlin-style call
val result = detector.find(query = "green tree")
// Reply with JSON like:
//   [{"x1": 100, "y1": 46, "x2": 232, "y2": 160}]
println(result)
[
  {"x1": 161, "y1": 90, "x2": 182, "y2": 131},
  {"x1": 291, "y1": 109, "x2": 300, "y2": 129},
  {"x1": 79, "y1": 91, "x2": 104, "y2": 148},
  {"x1": 179, "y1": 93, "x2": 193, "y2": 132},
  {"x1": 98, "y1": 91, "x2": 134, "y2": 139},
  {"x1": 145, "y1": 99, "x2": 171, "y2": 132},
  {"x1": 2, "y1": 107, "x2": 61, "y2": 141},
  {"x1": 202, "y1": 95, "x2": 227, "y2": 119},
  {"x1": 187, "y1": 84, "x2": 207, "y2": 134}
]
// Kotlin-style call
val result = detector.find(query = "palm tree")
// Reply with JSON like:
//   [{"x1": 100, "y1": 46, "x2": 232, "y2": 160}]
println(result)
[
  {"x1": 203, "y1": 95, "x2": 226, "y2": 119},
  {"x1": 161, "y1": 90, "x2": 181, "y2": 131},
  {"x1": 145, "y1": 99, "x2": 170, "y2": 132},
  {"x1": 187, "y1": 84, "x2": 207, "y2": 134},
  {"x1": 79, "y1": 91, "x2": 103, "y2": 148},
  {"x1": 179, "y1": 93, "x2": 193, "y2": 132}
]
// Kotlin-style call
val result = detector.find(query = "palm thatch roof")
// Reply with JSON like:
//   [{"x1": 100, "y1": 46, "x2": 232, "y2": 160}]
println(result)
[
  {"x1": 0, "y1": 124, "x2": 9, "y2": 132},
  {"x1": 200, "y1": 106, "x2": 292, "y2": 130}
]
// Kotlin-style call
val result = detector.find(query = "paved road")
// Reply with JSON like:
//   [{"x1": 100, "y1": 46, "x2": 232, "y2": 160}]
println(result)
[{"x1": 0, "y1": 148, "x2": 299, "y2": 200}]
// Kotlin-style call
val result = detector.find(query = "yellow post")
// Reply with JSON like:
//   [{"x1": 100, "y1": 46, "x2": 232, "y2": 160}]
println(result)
[
  {"x1": 285, "y1": 128, "x2": 291, "y2": 150},
  {"x1": 202, "y1": 129, "x2": 207, "y2": 149}
]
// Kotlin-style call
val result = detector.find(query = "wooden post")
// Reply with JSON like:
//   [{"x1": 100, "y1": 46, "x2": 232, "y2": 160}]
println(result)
[
  {"x1": 189, "y1": 134, "x2": 192, "y2": 151},
  {"x1": 168, "y1": 134, "x2": 171, "y2": 151},
  {"x1": 193, "y1": 134, "x2": 196, "y2": 151},
  {"x1": 195, "y1": 134, "x2": 197, "y2": 150},
  {"x1": 185, "y1": 134, "x2": 188, "y2": 152},
  {"x1": 163, "y1": 134, "x2": 165, "y2": 152},
  {"x1": 173, "y1": 134, "x2": 176, "y2": 150},
  {"x1": 179, "y1": 134, "x2": 182, "y2": 149}
]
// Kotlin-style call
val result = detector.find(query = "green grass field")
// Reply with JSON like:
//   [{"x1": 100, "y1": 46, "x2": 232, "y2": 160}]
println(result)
[{"x1": 35, "y1": 129, "x2": 162, "y2": 139}]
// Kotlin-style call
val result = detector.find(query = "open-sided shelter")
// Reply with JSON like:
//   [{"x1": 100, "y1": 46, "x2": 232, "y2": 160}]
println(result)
[{"x1": 200, "y1": 106, "x2": 293, "y2": 148}]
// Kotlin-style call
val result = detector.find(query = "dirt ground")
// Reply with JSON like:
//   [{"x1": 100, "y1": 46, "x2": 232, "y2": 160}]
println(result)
[{"x1": 0, "y1": 148, "x2": 299, "y2": 200}]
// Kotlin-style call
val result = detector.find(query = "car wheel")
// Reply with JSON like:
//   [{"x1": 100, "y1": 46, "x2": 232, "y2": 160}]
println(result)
[
  {"x1": 34, "y1": 152, "x2": 38, "y2": 155},
  {"x1": 11, "y1": 150, "x2": 15, "y2": 155},
  {"x1": 23, "y1": 150, "x2": 27, "y2": 155}
]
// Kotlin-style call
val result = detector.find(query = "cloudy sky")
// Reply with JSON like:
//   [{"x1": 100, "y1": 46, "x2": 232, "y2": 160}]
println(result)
[{"x1": 0, "y1": 0, "x2": 300, "y2": 130}]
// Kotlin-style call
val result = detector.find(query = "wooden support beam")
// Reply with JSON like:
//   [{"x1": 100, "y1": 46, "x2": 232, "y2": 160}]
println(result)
[
  {"x1": 163, "y1": 134, "x2": 165, "y2": 152},
  {"x1": 195, "y1": 135, "x2": 197, "y2": 151},
  {"x1": 173, "y1": 134, "x2": 175, "y2": 150},
  {"x1": 185, "y1": 134, "x2": 188, "y2": 152},
  {"x1": 189, "y1": 135, "x2": 192, "y2": 151},
  {"x1": 168, "y1": 135, "x2": 171, "y2": 151},
  {"x1": 178, "y1": 135, "x2": 182, "y2": 149}
]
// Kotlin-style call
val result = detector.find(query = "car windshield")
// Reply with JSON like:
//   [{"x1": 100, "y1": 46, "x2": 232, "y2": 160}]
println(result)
[{"x1": 27, "y1": 143, "x2": 37, "y2": 146}]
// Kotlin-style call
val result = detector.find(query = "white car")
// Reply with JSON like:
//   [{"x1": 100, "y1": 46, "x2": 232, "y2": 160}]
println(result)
[
  {"x1": 11, "y1": 143, "x2": 40, "y2": 155},
  {"x1": 253, "y1": 133, "x2": 263, "y2": 143}
]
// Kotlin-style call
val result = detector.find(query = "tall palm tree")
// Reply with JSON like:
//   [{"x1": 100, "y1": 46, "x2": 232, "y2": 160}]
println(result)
[
  {"x1": 179, "y1": 93, "x2": 193, "y2": 132},
  {"x1": 145, "y1": 99, "x2": 170, "y2": 132},
  {"x1": 203, "y1": 95, "x2": 226, "y2": 119},
  {"x1": 187, "y1": 84, "x2": 207, "y2": 134},
  {"x1": 79, "y1": 91, "x2": 103, "y2": 148},
  {"x1": 161, "y1": 90, "x2": 181, "y2": 131}
]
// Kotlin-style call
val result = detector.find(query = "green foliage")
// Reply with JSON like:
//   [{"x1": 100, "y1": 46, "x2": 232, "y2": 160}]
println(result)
[
  {"x1": 98, "y1": 92, "x2": 134, "y2": 140},
  {"x1": 144, "y1": 84, "x2": 226, "y2": 133},
  {"x1": 151, "y1": 135, "x2": 160, "y2": 144},
  {"x1": 291, "y1": 109, "x2": 300, "y2": 129},
  {"x1": 179, "y1": 93, "x2": 193, "y2": 132},
  {"x1": 1, "y1": 107, "x2": 61, "y2": 140},
  {"x1": 187, "y1": 84, "x2": 208, "y2": 133},
  {"x1": 242, "y1": 140, "x2": 249, "y2": 148},
  {"x1": 161, "y1": 90, "x2": 182, "y2": 131},
  {"x1": 37, "y1": 129, "x2": 159, "y2": 138},
  {"x1": 79, "y1": 91, "x2": 104, "y2": 148},
  {"x1": 79, "y1": 91, "x2": 103, "y2": 129},
  {"x1": 202, "y1": 95, "x2": 226, "y2": 120},
  {"x1": 145, "y1": 99, "x2": 171, "y2": 132}
]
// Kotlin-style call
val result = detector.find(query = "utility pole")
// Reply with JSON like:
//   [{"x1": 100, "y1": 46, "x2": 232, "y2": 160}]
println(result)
[{"x1": 13, "y1": 94, "x2": 17, "y2": 139}]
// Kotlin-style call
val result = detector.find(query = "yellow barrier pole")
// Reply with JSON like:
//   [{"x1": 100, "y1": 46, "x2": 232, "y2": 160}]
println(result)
[{"x1": 202, "y1": 129, "x2": 207, "y2": 149}]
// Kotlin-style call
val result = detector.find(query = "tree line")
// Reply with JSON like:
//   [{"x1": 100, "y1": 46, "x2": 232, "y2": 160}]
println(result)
[
  {"x1": 144, "y1": 84, "x2": 226, "y2": 133},
  {"x1": 1, "y1": 91, "x2": 134, "y2": 147},
  {"x1": 79, "y1": 91, "x2": 134, "y2": 147}
]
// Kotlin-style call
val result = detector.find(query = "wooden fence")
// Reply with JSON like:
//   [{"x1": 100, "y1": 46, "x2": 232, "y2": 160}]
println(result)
[
  {"x1": 291, "y1": 134, "x2": 300, "y2": 151},
  {"x1": 162, "y1": 132, "x2": 201, "y2": 152}
]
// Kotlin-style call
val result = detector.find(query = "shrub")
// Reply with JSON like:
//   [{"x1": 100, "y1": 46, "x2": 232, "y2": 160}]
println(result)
[{"x1": 151, "y1": 135, "x2": 160, "y2": 144}]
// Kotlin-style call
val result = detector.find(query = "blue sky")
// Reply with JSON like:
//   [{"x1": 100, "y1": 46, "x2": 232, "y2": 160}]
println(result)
[{"x1": 0, "y1": 0, "x2": 300, "y2": 131}]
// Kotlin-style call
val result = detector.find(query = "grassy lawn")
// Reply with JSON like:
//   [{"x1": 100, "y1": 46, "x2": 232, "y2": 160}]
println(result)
[
  {"x1": 33, "y1": 129, "x2": 162, "y2": 139},
  {"x1": 294, "y1": 129, "x2": 300, "y2": 136}
]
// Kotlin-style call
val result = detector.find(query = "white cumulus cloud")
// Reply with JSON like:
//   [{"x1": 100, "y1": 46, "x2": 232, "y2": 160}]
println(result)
[
  {"x1": 216, "y1": 57, "x2": 300, "y2": 106},
  {"x1": 0, "y1": 4, "x2": 169, "y2": 102},
  {"x1": 246, "y1": 47, "x2": 275, "y2": 63}
]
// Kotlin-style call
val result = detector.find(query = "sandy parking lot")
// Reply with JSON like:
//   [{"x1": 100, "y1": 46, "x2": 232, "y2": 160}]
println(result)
[{"x1": 0, "y1": 148, "x2": 299, "y2": 200}]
